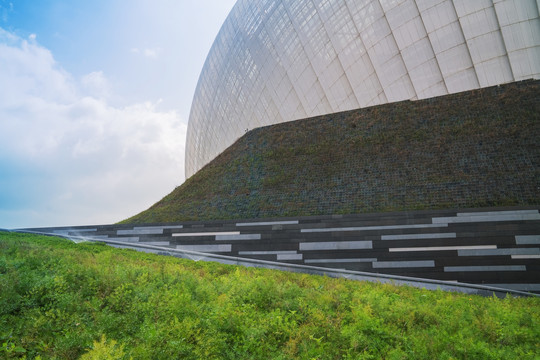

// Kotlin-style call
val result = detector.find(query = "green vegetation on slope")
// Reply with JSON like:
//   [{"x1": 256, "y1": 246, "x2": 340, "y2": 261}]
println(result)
[
  {"x1": 1, "y1": 232, "x2": 539, "y2": 359},
  {"x1": 123, "y1": 80, "x2": 540, "y2": 224}
]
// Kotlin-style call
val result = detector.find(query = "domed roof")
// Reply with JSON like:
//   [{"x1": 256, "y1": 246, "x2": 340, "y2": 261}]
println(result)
[{"x1": 186, "y1": 0, "x2": 540, "y2": 177}]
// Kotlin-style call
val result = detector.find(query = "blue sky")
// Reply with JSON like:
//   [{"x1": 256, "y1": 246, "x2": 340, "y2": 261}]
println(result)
[{"x1": 0, "y1": 0, "x2": 237, "y2": 228}]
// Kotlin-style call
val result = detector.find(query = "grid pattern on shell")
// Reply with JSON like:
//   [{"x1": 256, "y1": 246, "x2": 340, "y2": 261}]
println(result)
[{"x1": 185, "y1": 0, "x2": 540, "y2": 177}]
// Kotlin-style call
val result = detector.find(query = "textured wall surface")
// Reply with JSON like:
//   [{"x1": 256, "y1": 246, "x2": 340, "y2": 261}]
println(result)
[
  {"x1": 25, "y1": 207, "x2": 540, "y2": 295},
  {"x1": 186, "y1": 0, "x2": 540, "y2": 176},
  {"x1": 127, "y1": 80, "x2": 540, "y2": 224}
]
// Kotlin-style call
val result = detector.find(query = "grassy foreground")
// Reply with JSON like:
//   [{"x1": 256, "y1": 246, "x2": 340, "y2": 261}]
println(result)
[{"x1": 1, "y1": 232, "x2": 538, "y2": 359}]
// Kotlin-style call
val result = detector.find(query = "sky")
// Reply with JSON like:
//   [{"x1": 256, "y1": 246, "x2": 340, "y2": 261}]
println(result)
[{"x1": 0, "y1": 0, "x2": 237, "y2": 229}]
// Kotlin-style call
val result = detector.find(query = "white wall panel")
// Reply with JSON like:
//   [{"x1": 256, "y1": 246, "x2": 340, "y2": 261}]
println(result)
[
  {"x1": 494, "y1": 0, "x2": 538, "y2": 26},
  {"x1": 454, "y1": 0, "x2": 493, "y2": 17},
  {"x1": 185, "y1": 0, "x2": 540, "y2": 177},
  {"x1": 495, "y1": 0, "x2": 540, "y2": 80},
  {"x1": 416, "y1": 0, "x2": 446, "y2": 13}
]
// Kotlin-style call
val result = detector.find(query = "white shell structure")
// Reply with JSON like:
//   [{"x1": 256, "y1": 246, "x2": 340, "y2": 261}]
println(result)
[{"x1": 185, "y1": 0, "x2": 540, "y2": 177}]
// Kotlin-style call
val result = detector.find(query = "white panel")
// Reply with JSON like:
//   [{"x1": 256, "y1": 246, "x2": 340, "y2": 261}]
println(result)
[
  {"x1": 527, "y1": 46, "x2": 540, "y2": 78},
  {"x1": 454, "y1": 0, "x2": 493, "y2": 17},
  {"x1": 368, "y1": 33, "x2": 397, "y2": 64},
  {"x1": 368, "y1": 91, "x2": 388, "y2": 106},
  {"x1": 380, "y1": 0, "x2": 408, "y2": 13},
  {"x1": 429, "y1": 21, "x2": 465, "y2": 54},
  {"x1": 303, "y1": 80, "x2": 331, "y2": 112},
  {"x1": 494, "y1": 0, "x2": 538, "y2": 26},
  {"x1": 383, "y1": 56, "x2": 416, "y2": 101},
  {"x1": 418, "y1": 81, "x2": 447, "y2": 99},
  {"x1": 281, "y1": 88, "x2": 304, "y2": 120},
  {"x1": 339, "y1": 35, "x2": 369, "y2": 71},
  {"x1": 292, "y1": 101, "x2": 308, "y2": 120},
  {"x1": 467, "y1": 31, "x2": 508, "y2": 63},
  {"x1": 416, "y1": 0, "x2": 446, "y2": 12},
  {"x1": 185, "y1": 0, "x2": 540, "y2": 177},
  {"x1": 455, "y1": 0, "x2": 514, "y2": 86},
  {"x1": 330, "y1": 74, "x2": 359, "y2": 111},
  {"x1": 320, "y1": 55, "x2": 342, "y2": 86},
  {"x1": 460, "y1": 8, "x2": 500, "y2": 39},
  {"x1": 508, "y1": 47, "x2": 540, "y2": 79},
  {"x1": 400, "y1": 38, "x2": 435, "y2": 70},
  {"x1": 501, "y1": 20, "x2": 540, "y2": 52},
  {"x1": 260, "y1": 86, "x2": 282, "y2": 125},
  {"x1": 384, "y1": 0, "x2": 418, "y2": 29},
  {"x1": 294, "y1": 65, "x2": 324, "y2": 114},
  {"x1": 409, "y1": 58, "x2": 447, "y2": 97},
  {"x1": 469, "y1": 36, "x2": 513, "y2": 85},
  {"x1": 319, "y1": 1, "x2": 357, "y2": 54},
  {"x1": 358, "y1": 14, "x2": 392, "y2": 49},
  {"x1": 346, "y1": 54, "x2": 387, "y2": 106},
  {"x1": 315, "y1": 92, "x2": 333, "y2": 114},
  {"x1": 344, "y1": 0, "x2": 373, "y2": 16},
  {"x1": 421, "y1": 0, "x2": 458, "y2": 33},
  {"x1": 386, "y1": 0, "x2": 446, "y2": 96},
  {"x1": 276, "y1": 73, "x2": 294, "y2": 99},
  {"x1": 475, "y1": 56, "x2": 514, "y2": 86}
]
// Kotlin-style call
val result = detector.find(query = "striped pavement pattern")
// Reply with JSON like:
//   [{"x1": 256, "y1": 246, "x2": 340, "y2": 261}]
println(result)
[{"x1": 22, "y1": 207, "x2": 540, "y2": 294}]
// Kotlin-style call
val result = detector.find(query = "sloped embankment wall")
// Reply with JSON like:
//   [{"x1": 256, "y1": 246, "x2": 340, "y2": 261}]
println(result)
[{"x1": 124, "y1": 80, "x2": 540, "y2": 224}]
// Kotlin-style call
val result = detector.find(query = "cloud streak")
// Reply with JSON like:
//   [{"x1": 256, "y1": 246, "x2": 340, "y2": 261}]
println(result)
[
  {"x1": 130, "y1": 47, "x2": 161, "y2": 59},
  {"x1": 0, "y1": 27, "x2": 186, "y2": 228}
]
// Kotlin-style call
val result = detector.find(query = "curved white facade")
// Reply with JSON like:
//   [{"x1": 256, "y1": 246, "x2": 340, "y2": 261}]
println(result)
[{"x1": 186, "y1": 0, "x2": 540, "y2": 177}]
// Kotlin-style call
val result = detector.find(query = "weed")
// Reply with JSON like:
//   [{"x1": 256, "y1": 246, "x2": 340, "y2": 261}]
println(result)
[{"x1": 1, "y1": 233, "x2": 539, "y2": 359}]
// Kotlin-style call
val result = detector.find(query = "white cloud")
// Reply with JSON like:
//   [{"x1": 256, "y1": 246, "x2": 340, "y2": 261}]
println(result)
[
  {"x1": 81, "y1": 71, "x2": 111, "y2": 99},
  {"x1": 0, "y1": 29, "x2": 76, "y2": 104},
  {"x1": 143, "y1": 48, "x2": 160, "y2": 58},
  {"x1": 0, "y1": 27, "x2": 187, "y2": 228},
  {"x1": 130, "y1": 47, "x2": 161, "y2": 59}
]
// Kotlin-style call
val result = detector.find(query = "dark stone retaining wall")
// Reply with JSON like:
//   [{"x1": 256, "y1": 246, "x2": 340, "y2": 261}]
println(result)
[
  {"x1": 124, "y1": 80, "x2": 540, "y2": 224},
  {"x1": 25, "y1": 206, "x2": 540, "y2": 295}
]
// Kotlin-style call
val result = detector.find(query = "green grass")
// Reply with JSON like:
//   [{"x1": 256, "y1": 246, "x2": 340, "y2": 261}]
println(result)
[
  {"x1": 122, "y1": 80, "x2": 540, "y2": 224},
  {"x1": 1, "y1": 232, "x2": 539, "y2": 359}
]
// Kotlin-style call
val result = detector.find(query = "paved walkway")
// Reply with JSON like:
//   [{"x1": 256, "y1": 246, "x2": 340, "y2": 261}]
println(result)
[{"x1": 20, "y1": 206, "x2": 540, "y2": 296}]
